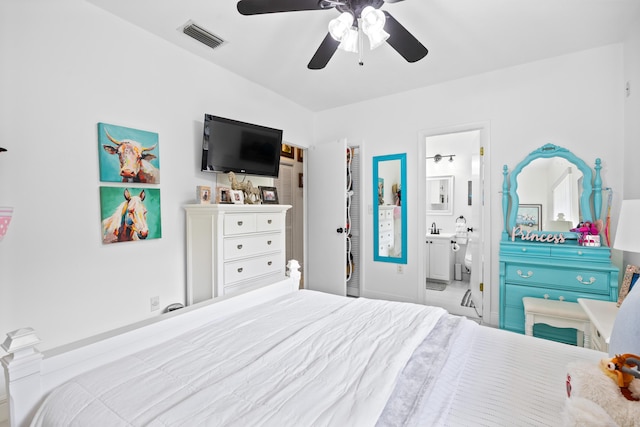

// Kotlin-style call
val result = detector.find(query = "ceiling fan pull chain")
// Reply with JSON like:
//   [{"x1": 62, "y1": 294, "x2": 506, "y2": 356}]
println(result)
[{"x1": 358, "y1": 20, "x2": 364, "y2": 66}]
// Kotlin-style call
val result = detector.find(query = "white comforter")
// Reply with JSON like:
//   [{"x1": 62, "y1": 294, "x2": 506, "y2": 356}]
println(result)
[{"x1": 32, "y1": 290, "x2": 448, "y2": 426}]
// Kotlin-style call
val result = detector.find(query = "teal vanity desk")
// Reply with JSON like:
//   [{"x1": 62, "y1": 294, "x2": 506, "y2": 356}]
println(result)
[{"x1": 499, "y1": 144, "x2": 619, "y2": 345}]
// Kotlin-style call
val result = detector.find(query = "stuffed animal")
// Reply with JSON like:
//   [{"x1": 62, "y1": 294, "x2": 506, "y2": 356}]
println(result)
[
  {"x1": 570, "y1": 221, "x2": 601, "y2": 236},
  {"x1": 600, "y1": 353, "x2": 640, "y2": 389}
]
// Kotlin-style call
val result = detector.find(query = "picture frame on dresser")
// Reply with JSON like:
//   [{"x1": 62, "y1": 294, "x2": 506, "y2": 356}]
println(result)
[
  {"x1": 618, "y1": 264, "x2": 640, "y2": 306},
  {"x1": 216, "y1": 187, "x2": 233, "y2": 204},
  {"x1": 230, "y1": 189, "x2": 244, "y2": 205},
  {"x1": 259, "y1": 186, "x2": 279, "y2": 204},
  {"x1": 516, "y1": 204, "x2": 541, "y2": 231}
]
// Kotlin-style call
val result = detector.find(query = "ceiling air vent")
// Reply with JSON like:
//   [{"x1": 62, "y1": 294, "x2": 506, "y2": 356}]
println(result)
[{"x1": 182, "y1": 21, "x2": 225, "y2": 50}]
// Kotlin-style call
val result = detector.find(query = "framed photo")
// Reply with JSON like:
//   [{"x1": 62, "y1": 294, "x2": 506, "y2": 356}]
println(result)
[
  {"x1": 516, "y1": 204, "x2": 542, "y2": 231},
  {"x1": 297, "y1": 147, "x2": 303, "y2": 162},
  {"x1": 281, "y1": 143, "x2": 294, "y2": 159},
  {"x1": 230, "y1": 189, "x2": 245, "y2": 205},
  {"x1": 197, "y1": 185, "x2": 211, "y2": 204},
  {"x1": 618, "y1": 264, "x2": 640, "y2": 307},
  {"x1": 259, "y1": 186, "x2": 279, "y2": 204},
  {"x1": 216, "y1": 187, "x2": 233, "y2": 204},
  {"x1": 298, "y1": 173, "x2": 303, "y2": 188}
]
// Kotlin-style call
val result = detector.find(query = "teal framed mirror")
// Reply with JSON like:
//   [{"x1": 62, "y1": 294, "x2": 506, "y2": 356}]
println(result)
[{"x1": 373, "y1": 153, "x2": 407, "y2": 264}]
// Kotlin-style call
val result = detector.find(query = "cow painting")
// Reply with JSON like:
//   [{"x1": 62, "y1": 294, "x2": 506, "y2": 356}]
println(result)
[
  {"x1": 100, "y1": 187, "x2": 162, "y2": 244},
  {"x1": 98, "y1": 123, "x2": 160, "y2": 184}
]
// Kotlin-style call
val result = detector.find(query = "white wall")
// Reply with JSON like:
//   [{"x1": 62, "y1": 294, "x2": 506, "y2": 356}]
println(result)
[
  {"x1": 0, "y1": 0, "x2": 313, "y2": 355},
  {"x1": 314, "y1": 44, "x2": 625, "y2": 321},
  {"x1": 621, "y1": 14, "x2": 640, "y2": 267}
]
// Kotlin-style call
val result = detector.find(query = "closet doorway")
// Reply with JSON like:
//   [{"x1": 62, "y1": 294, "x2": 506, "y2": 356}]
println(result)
[
  {"x1": 275, "y1": 147, "x2": 304, "y2": 283},
  {"x1": 418, "y1": 124, "x2": 491, "y2": 322}
]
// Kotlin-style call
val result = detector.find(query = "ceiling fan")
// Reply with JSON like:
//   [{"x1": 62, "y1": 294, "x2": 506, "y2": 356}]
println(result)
[{"x1": 237, "y1": 0, "x2": 428, "y2": 69}]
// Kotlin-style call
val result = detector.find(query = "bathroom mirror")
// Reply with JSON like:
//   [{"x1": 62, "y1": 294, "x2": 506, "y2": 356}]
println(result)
[
  {"x1": 373, "y1": 153, "x2": 407, "y2": 264},
  {"x1": 426, "y1": 175, "x2": 454, "y2": 215},
  {"x1": 503, "y1": 143, "x2": 602, "y2": 238}
]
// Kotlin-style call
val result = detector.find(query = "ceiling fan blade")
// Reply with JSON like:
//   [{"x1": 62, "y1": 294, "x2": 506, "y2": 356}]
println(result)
[
  {"x1": 383, "y1": 11, "x2": 428, "y2": 63},
  {"x1": 383, "y1": 0, "x2": 406, "y2": 3},
  {"x1": 308, "y1": 33, "x2": 340, "y2": 70},
  {"x1": 238, "y1": 0, "x2": 332, "y2": 15}
]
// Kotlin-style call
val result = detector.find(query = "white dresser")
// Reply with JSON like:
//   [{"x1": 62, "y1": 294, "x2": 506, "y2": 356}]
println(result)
[
  {"x1": 378, "y1": 206, "x2": 395, "y2": 257},
  {"x1": 185, "y1": 204, "x2": 291, "y2": 305}
]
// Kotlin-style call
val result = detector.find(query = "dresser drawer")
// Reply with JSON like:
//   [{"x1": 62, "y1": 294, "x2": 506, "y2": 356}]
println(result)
[
  {"x1": 224, "y1": 253, "x2": 283, "y2": 285},
  {"x1": 504, "y1": 264, "x2": 610, "y2": 294},
  {"x1": 505, "y1": 284, "x2": 610, "y2": 309},
  {"x1": 590, "y1": 322, "x2": 607, "y2": 352},
  {"x1": 379, "y1": 220, "x2": 393, "y2": 232},
  {"x1": 224, "y1": 214, "x2": 257, "y2": 235},
  {"x1": 224, "y1": 233, "x2": 282, "y2": 260},
  {"x1": 550, "y1": 246, "x2": 608, "y2": 261},
  {"x1": 501, "y1": 244, "x2": 551, "y2": 257},
  {"x1": 256, "y1": 213, "x2": 283, "y2": 232}
]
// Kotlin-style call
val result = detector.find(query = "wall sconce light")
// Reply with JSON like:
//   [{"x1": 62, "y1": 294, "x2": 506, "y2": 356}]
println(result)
[
  {"x1": 426, "y1": 154, "x2": 456, "y2": 163},
  {"x1": 0, "y1": 207, "x2": 13, "y2": 241}
]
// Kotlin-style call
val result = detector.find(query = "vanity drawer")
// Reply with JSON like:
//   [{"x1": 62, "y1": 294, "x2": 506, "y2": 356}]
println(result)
[
  {"x1": 504, "y1": 264, "x2": 610, "y2": 294},
  {"x1": 379, "y1": 219, "x2": 393, "y2": 232},
  {"x1": 224, "y1": 214, "x2": 257, "y2": 235},
  {"x1": 256, "y1": 213, "x2": 282, "y2": 232},
  {"x1": 223, "y1": 233, "x2": 282, "y2": 260},
  {"x1": 224, "y1": 253, "x2": 283, "y2": 285},
  {"x1": 501, "y1": 245, "x2": 551, "y2": 257},
  {"x1": 550, "y1": 246, "x2": 609, "y2": 261}
]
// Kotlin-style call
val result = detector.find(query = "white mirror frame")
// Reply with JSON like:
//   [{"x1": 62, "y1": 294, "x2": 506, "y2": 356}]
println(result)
[{"x1": 426, "y1": 175, "x2": 454, "y2": 215}]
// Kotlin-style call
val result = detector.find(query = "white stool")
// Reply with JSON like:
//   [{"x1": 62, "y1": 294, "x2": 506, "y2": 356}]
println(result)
[{"x1": 522, "y1": 297, "x2": 591, "y2": 347}]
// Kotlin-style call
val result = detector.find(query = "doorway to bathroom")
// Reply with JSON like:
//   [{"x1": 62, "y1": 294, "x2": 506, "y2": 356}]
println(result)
[{"x1": 418, "y1": 124, "x2": 491, "y2": 321}]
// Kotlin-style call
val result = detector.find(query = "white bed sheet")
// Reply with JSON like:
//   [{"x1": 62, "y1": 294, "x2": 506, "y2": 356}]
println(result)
[
  {"x1": 31, "y1": 289, "x2": 606, "y2": 427},
  {"x1": 32, "y1": 290, "x2": 447, "y2": 427},
  {"x1": 443, "y1": 325, "x2": 605, "y2": 426}
]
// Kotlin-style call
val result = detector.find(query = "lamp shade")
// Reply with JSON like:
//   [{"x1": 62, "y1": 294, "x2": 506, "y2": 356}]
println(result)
[
  {"x1": 613, "y1": 199, "x2": 640, "y2": 252},
  {"x1": 328, "y1": 12, "x2": 354, "y2": 41}
]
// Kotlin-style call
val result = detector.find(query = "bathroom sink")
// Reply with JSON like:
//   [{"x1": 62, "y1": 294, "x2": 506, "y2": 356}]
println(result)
[{"x1": 426, "y1": 232, "x2": 455, "y2": 239}]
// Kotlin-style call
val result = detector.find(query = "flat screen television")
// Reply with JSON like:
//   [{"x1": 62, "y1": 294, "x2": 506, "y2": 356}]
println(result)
[{"x1": 201, "y1": 114, "x2": 283, "y2": 178}]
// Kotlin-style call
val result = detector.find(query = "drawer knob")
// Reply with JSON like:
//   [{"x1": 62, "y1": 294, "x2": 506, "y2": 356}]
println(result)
[
  {"x1": 559, "y1": 296, "x2": 565, "y2": 301},
  {"x1": 237, "y1": 221, "x2": 243, "y2": 226},
  {"x1": 576, "y1": 275, "x2": 596, "y2": 285},
  {"x1": 268, "y1": 261, "x2": 272, "y2": 266},
  {"x1": 577, "y1": 250, "x2": 583, "y2": 255},
  {"x1": 268, "y1": 219, "x2": 272, "y2": 224},
  {"x1": 516, "y1": 269, "x2": 533, "y2": 278},
  {"x1": 237, "y1": 244, "x2": 243, "y2": 250},
  {"x1": 267, "y1": 240, "x2": 272, "y2": 245},
  {"x1": 521, "y1": 248, "x2": 527, "y2": 252},
  {"x1": 237, "y1": 267, "x2": 243, "y2": 273},
  {"x1": 544, "y1": 294, "x2": 550, "y2": 299}
]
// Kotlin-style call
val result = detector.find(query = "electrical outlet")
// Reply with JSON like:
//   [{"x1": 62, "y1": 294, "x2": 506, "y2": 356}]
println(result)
[
  {"x1": 397, "y1": 265, "x2": 403, "y2": 274},
  {"x1": 150, "y1": 296, "x2": 160, "y2": 311}
]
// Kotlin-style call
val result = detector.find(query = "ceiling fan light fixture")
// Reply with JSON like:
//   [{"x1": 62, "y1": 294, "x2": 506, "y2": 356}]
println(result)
[
  {"x1": 338, "y1": 28, "x2": 359, "y2": 53},
  {"x1": 328, "y1": 12, "x2": 354, "y2": 41},
  {"x1": 361, "y1": 6, "x2": 388, "y2": 50}
]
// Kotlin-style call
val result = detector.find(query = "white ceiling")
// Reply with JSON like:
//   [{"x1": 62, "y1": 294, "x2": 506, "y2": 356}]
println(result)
[{"x1": 87, "y1": 0, "x2": 640, "y2": 112}]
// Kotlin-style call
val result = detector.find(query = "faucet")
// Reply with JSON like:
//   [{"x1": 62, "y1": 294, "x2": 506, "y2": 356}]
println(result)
[{"x1": 430, "y1": 222, "x2": 439, "y2": 234}]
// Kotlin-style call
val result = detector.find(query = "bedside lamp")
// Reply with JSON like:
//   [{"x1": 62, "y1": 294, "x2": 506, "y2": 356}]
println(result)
[{"x1": 609, "y1": 199, "x2": 640, "y2": 356}]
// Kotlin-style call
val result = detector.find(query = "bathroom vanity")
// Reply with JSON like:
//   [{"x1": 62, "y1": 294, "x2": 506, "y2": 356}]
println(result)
[
  {"x1": 499, "y1": 144, "x2": 619, "y2": 345},
  {"x1": 425, "y1": 233, "x2": 454, "y2": 283}
]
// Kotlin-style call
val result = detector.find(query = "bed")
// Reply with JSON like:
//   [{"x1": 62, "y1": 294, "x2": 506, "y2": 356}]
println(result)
[{"x1": 2, "y1": 261, "x2": 609, "y2": 426}]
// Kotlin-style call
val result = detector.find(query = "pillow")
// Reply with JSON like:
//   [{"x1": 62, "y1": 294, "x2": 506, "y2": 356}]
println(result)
[{"x1": 609, "y1": 277, "x2": 640, "y2": 357}]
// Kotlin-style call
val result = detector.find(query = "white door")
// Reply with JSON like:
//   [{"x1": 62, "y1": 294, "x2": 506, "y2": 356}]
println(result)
[
  {"x1": 306, "y1": 138, "x2": 347, "y2": 296},
  {"x1": 469, "y1": 147, "x2": 484, "y2": 315},
  {"x1": 275, "y1": 163, "x2": 294, "y2": 262}
]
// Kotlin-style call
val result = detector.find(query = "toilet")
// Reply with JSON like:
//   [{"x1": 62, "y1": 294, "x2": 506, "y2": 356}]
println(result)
[{"x1": 464, "y1": 238, "x2": 472, "y2": 272}]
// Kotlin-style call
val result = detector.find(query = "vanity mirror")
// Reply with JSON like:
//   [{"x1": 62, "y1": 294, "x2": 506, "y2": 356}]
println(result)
[
  {"x1": 502, "y1": 143, "x2": 601, "y2": 240},
  {"x1": 426, "y1": 175, "x2": 454, "y2": 215},
  {"x1": 373, "y1": 153, "x2": 407, "y2": 264}
]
